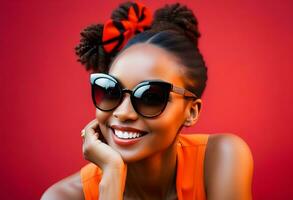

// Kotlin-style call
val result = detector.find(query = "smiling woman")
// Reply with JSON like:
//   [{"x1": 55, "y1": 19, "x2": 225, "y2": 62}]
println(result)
[{"x1": 41, "y1": 1, "x2": 253, "y2": 200}]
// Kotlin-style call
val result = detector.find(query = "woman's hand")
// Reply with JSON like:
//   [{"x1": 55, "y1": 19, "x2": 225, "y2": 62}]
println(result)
[
  {"x1": 81, "y1": 119, "x2": 124, "y2": 171},
  {"x1": 81, "y1": 119, "x2": 127, "y2": 200},
  {"x1": 82, "y1": 119, "x2": 127, "y2": 200}
]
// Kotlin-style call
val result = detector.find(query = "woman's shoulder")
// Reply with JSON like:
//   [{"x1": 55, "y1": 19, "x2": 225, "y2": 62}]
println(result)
[
  {"x1": 204, "y1": 133, "x2": 254, "y2": 172},
  {"x1": 204, "y1": 133, "x2": 254, "y2": 199},
  {"x1": 40, "y1": 171, "x2": 84, "y2": 200},
  {"x1": 178, "y1": 133, "x2": 253, "y2": 163},
  {"x1": 205, "y1": 133, "x2": 253, "y2": 161}
]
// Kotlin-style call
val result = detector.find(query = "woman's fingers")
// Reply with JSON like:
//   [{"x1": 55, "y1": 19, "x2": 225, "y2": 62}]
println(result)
[
  {"x1": 85, "y1": 118, "x2": 100, "y2": 134},
  {"x1": 81, "y1": 119, "x2": 123, "y2": 169},
  {"x1": 81, "y1": 119, "x2": 101, "y2": 142},
  {"x1": 82, "y1": 119, "x2": 103, "y2": 154}
]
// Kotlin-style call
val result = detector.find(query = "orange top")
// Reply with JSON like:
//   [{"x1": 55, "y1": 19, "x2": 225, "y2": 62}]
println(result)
[{"x1": 80, "y1": 133, "x2": 210, "y2": 200}]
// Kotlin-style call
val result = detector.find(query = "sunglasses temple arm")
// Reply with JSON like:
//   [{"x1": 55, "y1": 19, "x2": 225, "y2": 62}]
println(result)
[{"x1": 172, "y1": 85, "x2": 198, "y2": 99}]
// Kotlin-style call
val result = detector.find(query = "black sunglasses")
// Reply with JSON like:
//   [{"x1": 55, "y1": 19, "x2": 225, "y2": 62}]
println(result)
[{"x1": 90, "y1": 73, "x2": 198, "y2": 118}]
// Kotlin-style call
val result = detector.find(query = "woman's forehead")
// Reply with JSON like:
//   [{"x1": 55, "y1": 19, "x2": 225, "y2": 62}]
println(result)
[{"x1": 108, "y1": 43, "x2": 186, "y2": 87}]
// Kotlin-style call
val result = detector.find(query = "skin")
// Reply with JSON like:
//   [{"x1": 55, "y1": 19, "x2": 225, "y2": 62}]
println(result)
[{"x1": 41, "y1": 43, "x2": 254, "y2": 200}]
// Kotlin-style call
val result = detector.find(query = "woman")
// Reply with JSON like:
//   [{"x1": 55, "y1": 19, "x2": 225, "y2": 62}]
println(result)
[{"x1": 41, "y1": 1, "x2": 254, "y2": 200}]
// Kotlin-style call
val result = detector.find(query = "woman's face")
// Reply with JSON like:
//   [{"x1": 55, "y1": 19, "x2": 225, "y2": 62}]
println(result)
[{"x1": 96, "y1": 43, "x2": 196, "y2": 163}]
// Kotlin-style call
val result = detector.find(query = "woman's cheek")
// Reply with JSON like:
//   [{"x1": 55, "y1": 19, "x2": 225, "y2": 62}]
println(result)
[
  {"x1": 95, "y1": 110, "x2": 111, "y2": 124},
  {"x1": 147, "y1": 114, "x2": 180, "y2": 133},
  {"x1": 95, "y1": 110, "x2": 112, "y2": 140},
  {"x1": 148, "y1": 103, "x2": 186, "y2": 134}
]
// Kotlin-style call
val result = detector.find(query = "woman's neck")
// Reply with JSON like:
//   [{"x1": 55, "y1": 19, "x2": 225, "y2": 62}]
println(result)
[{"x1": 124, "y1": 138, "x2": 179, "y2": 199}]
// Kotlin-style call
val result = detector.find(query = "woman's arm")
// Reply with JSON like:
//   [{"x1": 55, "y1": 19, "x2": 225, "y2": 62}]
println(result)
[
  {"x1": 40, "y1": 171, "x2": 84, "y2": 200},
  {"x1": 204, "y1": 134, "x2": 254, "y2": 200},
  {"x1": 98, "y1": 164, "x2": 127, "y2": 200},
  {"x1": 41, "y1": 119, "x2": 126, "y2": 200},
  {"x1": 40, "y1": 164, "x2": 126, "y2": 200}
]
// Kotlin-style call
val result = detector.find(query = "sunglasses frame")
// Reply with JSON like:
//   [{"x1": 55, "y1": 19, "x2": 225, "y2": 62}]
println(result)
[{"x1": 90, "y1": 73, "x2": 198, "y2": 118}]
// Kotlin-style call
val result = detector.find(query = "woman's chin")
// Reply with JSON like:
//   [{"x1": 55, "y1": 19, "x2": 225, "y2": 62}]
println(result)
[{"x1": 109, "y1": 145, "x2": 147, "y2": 163}]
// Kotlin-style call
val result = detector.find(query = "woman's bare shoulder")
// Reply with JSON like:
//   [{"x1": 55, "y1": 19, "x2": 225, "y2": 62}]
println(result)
[
  {"x1": 41, "y1": 171, "x2": 84, "y2": 200},
  {"x1": 204, "y1": 133, "x2": 254, "y2": 200}
]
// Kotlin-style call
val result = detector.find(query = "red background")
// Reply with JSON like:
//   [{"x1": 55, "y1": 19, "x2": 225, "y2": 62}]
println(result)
[{"x1": 0, "y1": 0, "x2": 292, "y2": 199}]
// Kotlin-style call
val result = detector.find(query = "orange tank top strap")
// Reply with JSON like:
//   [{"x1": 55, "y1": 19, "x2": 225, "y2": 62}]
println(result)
[
  {"x1": 80, "y1": 162, "x2": 102, "y2": 200},
  {"x1": 176, "y1": 133, "x2": 210, "y2": 200}
]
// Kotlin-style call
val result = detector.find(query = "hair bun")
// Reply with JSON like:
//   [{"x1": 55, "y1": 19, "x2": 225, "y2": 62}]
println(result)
[
  {"x1": 75, "y1": 24, "x2": 108, "y2": 72},
  {"x1": 152, "y1": 3, "x2": 200, "y2": 44},
  {"x1": 75, "y1": 1, "x2": 152, "y2": 72}
]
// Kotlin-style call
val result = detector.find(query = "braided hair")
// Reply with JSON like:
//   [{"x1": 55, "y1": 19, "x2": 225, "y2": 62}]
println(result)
[{"x1": 75, "y1": 1, "x2": 208, "y2": 99}]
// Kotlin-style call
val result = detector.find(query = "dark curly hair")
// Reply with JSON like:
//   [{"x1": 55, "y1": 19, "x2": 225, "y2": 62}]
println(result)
[{"x1": 75, "y1": 1, "x2": 208, "y2": 99}]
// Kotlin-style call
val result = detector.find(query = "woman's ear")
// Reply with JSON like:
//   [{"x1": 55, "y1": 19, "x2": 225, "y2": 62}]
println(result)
[{"x1": 183, "y1": 99, "x2": 202, "y2": 127}]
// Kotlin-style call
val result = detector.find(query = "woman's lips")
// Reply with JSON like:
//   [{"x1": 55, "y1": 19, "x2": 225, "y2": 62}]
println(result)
[
  {"x1": 110, "y1": 127, "x2": 148, "y2": 146},
  {"x1": 110, "y1": 125, "x2": 147, "y2": 133}
]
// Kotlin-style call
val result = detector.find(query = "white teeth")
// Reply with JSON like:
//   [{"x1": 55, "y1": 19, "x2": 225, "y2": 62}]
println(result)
[
  {"x1": 114, "y1": 129, "x2": 142, "y2": 139},
  {"x1": 117, "y1": 130, "x2": 123, "y2": 138}
]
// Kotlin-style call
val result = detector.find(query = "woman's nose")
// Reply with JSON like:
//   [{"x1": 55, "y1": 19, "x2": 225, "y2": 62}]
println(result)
[{"x1": 113, "y1": 94, "x2": 139, "y2": 121}]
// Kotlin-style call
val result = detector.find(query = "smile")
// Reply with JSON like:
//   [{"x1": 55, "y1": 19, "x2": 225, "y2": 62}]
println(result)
[
  {"x1": 109, "y1": 125, "x2": 148, "y2": 146},
  {"x1": 113, "y1": 129, "x2": 143, "y2": 139}
]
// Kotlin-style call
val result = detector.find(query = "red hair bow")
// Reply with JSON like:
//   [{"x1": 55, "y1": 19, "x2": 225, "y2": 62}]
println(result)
[{"x1": 102, "y1": 2, "x2": 152, "y2": 54}]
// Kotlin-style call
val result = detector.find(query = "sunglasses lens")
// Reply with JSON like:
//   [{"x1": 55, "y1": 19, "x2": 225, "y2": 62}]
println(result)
[
  {"x1": 133, "y1": 84, "x2": 169, "y2": 117},
  {"x1": 92, "y1": 77, "x2": 121, "y2": 111}
]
